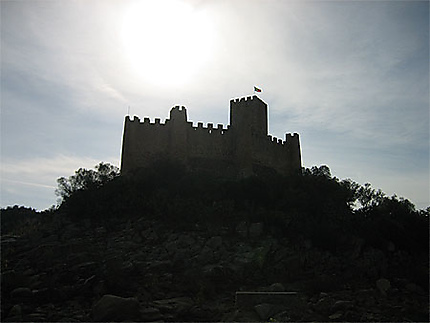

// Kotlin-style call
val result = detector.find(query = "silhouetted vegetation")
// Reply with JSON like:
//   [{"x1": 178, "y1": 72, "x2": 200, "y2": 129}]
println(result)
[
  {"x1": 55, "y1": 162, "x2": 119, "y2": 203},
  {"x1": 2, "y1": 161, "x2": 428, "y2": 322},
  {"x1": 53, "y1": 161, "x2": 428, "y2": 255}
]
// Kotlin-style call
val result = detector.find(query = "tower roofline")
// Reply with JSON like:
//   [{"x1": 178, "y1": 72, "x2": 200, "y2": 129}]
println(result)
[{"x1": 230, "y1": 95, "x2": 265, "y2": 104}]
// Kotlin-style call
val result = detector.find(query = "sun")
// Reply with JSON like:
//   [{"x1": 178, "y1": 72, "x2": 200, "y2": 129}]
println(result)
[{"x1": 121, "y1": 0, "x2": 214, "y2": 87}]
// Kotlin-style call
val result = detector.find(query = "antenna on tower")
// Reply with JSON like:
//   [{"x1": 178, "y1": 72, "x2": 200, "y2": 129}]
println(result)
[{"x1": 127, "y1": 106, "x2": 130, "y2": 116}]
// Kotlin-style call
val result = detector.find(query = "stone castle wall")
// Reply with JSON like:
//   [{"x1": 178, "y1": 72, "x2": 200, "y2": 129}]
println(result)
[{"x1": 121, "y1": 95, "x2": 301, "y2": 177}]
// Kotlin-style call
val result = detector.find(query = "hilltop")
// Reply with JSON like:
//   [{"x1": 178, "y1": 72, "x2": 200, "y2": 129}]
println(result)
[{"x1": 1, "y1": 162, "x2": 428, "y2": 321}]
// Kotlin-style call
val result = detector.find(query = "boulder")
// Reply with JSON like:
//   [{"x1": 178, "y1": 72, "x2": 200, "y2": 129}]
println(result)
[
  {"x1": 92, "y1": 294, "x2": 140, "y2": 322},
  {"x1": 249, "y1": 223, "x2": 264, "y2": 238},
  {"x1": 206, "y1": 236, "x2": 223, "y2": 250},
  {"x1": 236, "y1": 221, "x2": 248, "y2": 238},
  {"x1": 268, "y1": 283, "x2": 286, "y2": 292},
  {"x1": 331, "y1": 300, "x2": 354, "y2": 312},
  {"x1": 153, "y1": 297, "x2": 194, "y2": 315},
  {"x1": 405, "y1": 282, "x2": 425, "y2": 295},
  {"x1": 10, "y1": 287, "x2": 33, "y2": 303},
  {"x1": 140, "y1": 307, "x2": 162, "y2": 321},
  {"x1": 254, "y1": 303, "x2": 276, "y2": 321},
  {"x1": 7, "y1": 304, "x2": 23, "y2": 320},
  {"x1": 376, "y1": 278, "x2": 391, "y2": 296}
]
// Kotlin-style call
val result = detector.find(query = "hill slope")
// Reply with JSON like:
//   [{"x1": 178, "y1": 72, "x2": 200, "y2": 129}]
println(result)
[{"x1": 1, "y1": 163, "x2": 428, "y2": 321}]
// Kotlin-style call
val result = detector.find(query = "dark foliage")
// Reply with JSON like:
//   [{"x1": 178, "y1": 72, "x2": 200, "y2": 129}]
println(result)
[
  {"x1": 1, "y1": 206, "x2": 40, "y2": 234},
  {"x1": 55, "y1": 161, "x2": 428, "y2": 255},
  {"x1": 55, "y1": 162, "x2": 119, "y2": 203}
]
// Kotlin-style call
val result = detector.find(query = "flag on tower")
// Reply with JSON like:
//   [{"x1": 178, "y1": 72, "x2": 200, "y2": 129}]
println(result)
[{"x1": 254, "y1": 86, "x2": 262, "y2": 93}]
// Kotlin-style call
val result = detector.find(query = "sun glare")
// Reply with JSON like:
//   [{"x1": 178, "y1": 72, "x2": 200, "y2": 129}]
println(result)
[{"x1": 121, "y1": 0, "x2": 214, "y2": 87}]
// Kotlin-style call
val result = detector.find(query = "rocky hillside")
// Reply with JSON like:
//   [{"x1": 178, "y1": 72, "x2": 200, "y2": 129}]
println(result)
[{"x1": 1, "y1": 164, "x2": 429, "y2": 322}]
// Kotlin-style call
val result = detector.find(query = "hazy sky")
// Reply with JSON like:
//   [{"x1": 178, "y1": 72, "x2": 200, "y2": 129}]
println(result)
[{"x1": 1, "y1": 0, "x2": 429, "y2": 210}]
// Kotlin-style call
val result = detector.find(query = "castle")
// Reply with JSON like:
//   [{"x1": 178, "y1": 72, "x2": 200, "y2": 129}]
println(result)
[{"x1": 121, "y1": 95, "x2": 301, "y2": 177}]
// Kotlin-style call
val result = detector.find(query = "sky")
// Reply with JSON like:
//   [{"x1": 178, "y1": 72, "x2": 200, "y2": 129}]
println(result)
[{"x1": 1, "y1": 0, "x2": 429, "y2": 210}]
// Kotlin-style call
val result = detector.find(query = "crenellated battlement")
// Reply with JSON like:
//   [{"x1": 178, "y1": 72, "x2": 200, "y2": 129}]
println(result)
[
  {"x1": 192, "y1": 122, "x2": 229, "y2": 135},
  {"x1": 126, "y1": 115, "x2": 169, "y2": 126},
  {"x1": 230, "y1": 95, "x2": 260, "y2": 104},
  {"x1": 121, "y1": 96, "x2": 301, "y2": 177}
]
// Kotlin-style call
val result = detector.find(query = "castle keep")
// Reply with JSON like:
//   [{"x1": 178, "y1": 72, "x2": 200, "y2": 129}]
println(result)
[{"x1": 121, "y1": 95, "x2": 301, "y2": 177}]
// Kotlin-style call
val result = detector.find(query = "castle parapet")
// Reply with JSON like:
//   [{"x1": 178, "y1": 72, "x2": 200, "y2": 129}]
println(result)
[
  {"x1": 230, "y1": 95, "x2": 258, "y2": 104},
  {"x1": 170, "y1": 105, "x2": 188, "y2": 122},
  {"x1": 128, "y1": 116, "x2": 140, "y2": 122},
  {"x1": 286, "y1": 133, "x2": 300, "y2": 142}
]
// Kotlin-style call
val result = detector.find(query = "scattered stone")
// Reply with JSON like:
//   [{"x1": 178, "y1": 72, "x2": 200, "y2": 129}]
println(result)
[
  {"x1": 268, "y1": 283, "x2": 286, "y2": 292},
  {"x1": 329, "y1": 312, "x2": 343, "y2": 320},
  {"x1": 206, "y1": 236, "x2": 223, "y2": 249},
  {"x1": 153, "y1": 297, "x2": 194, "y2": 315},
  {"x1": 331, "y1": 300, "x2": 353, "y2": 311},
  {"x1": 10, "y1": 287, "x2": 33, "y2": 303},
  {"x1": 7, "y1": 304, "x2": 23, "y2": 320},
  {"x1": 2, "y1": 210, "x2": 428, "y2": 322},
  {"x1": 236, "y1": 291, "x2": 298, "y2": 308},
  {"x1": 92, "y1": 294, "x2": 140, "y2": 322},
  {"x1": 405, "y1": 282, "x2": 425, "y2": 295},
  {"x1": 314, "y1": 296, "x2": 334, "y2": 313},
  {"x1": 140, "y1": 307, "x2": 163, "y2": 321},
  {"x1": 387, "y1": 241, "x2": 395, "y2": 252},
  {"x1": 236, "y1": 221, "x2": 248, "y2": 238},
  {"x1": 376, "y1": 278, "x2": 391, "y2": 296},
  {"x1": 254, "y1": 303, "x2": 276, "y2": 321},
  {"x1": 249, "y1": 223, "x2": 264, "y2": 238}
]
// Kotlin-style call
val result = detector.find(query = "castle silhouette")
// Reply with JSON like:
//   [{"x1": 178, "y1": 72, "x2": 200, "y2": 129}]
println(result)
[{"x1": 121, "y1": 95, "x2": 301, "y2": 177}]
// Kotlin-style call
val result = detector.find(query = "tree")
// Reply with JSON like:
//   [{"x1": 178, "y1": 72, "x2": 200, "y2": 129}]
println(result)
[{"x1": 56, "y1": 162, "x2": 119, "y2": 203}]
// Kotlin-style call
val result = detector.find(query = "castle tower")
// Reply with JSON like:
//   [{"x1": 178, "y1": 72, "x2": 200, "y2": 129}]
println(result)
[
  {"x1": 168, "y1": 106, "x2": 188, "y2": 162},
  {"x1": 230, "y1": 95, "x2": 268, "y2": 137},
  {"x1": 229, "y1": 95, "x2": 268, "y2": 175},
  {"x1": 285, "y1": 133, "x2": 302, "y2": 174}
]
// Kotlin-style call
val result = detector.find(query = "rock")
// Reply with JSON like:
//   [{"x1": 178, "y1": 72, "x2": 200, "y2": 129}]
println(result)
[
  {"x1": 177, "y1": 234, "x2": 196, "y2": 248},
  {"x1": 92, "y1": 294, "x2": 140, "y2": 322},
  {"x1": 142, "y1": 228, "x2": 159, "y2": 241},
  {"x1": 329, "y1": 312, "x2": 343, "y2": 320},
  {"x1": 140, "y1": 307, "x2": 162, "y2": 321},
  {"x1": 254, "y1": 303, "x2": 276, "y2": 321},
  {"x1": 7, "y1": 304, "x2": 23, "y2": 319},
  {"x1": 331, "y1": 300, "x2": 353, "y2": 312},
  {"x1": 387, "y1": 241, "x2": 395, "y2": 252},
  {"x1": 355, "y1": 289, "x2": 375, "y2": 305},
  {"x1": 206, "y1": 236, "x2": 223, "y2": 249},
  {"x1": 236, "y1": 221, "x2": 248, "y2": 238},
  {"x1": 1, "y1": 270, "x2": 19, "y2": 292},
  {"x1": 405, "y1": 282, "x2": 425, "y2": 295},
  {"x1": 376, "y1": 278, "x2": 391, "y2": 295},
  {"x1": 249, "y1": 223, "x2": 264, "y2": 238},
  {"x1": 268, "y1": 283, "x2": 285, "y2": 292},
  {"x1": 153, "y1": 297, "x2": 194, "y2": 315},
  {"x1": 313, "y1": 296, "x2": 334, "y2": 314},
  {"x1": 10, "y1": 287, "x2": 33, "y2": 303},
  {"x1": 33, "y1": 288, "x2": 51, "y2": 304}
]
